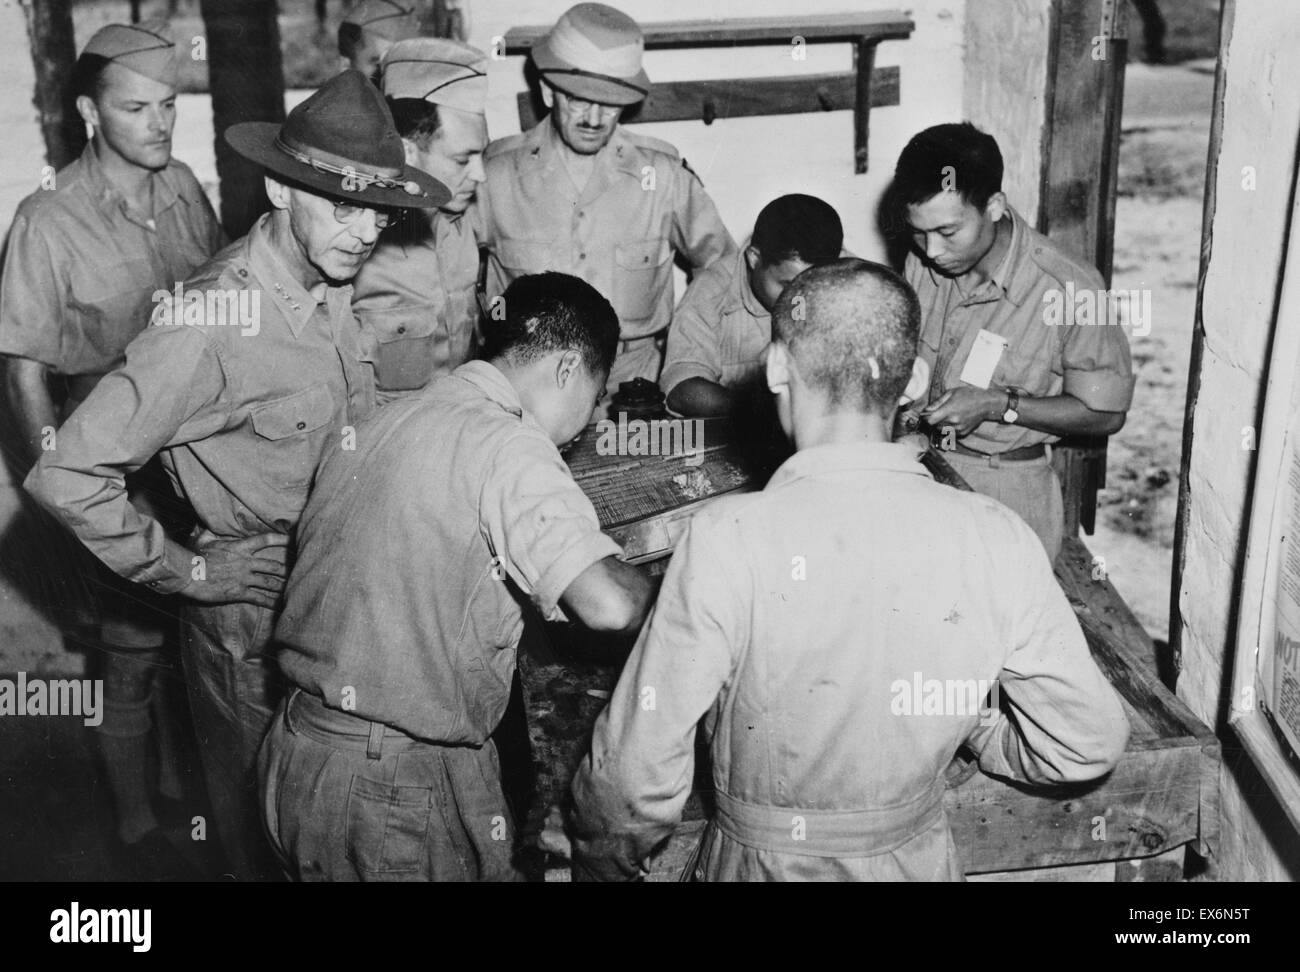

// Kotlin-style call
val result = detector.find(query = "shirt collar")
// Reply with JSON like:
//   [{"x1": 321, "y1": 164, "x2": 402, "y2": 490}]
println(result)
[
  {"x1": 767, "y1": 440, "x2": 933, "y2": 490},
  {"x1": 535, "y1": 119, "x2": 641, "y2": 179},
  {"x1": 923, "y1": 204, "x2": 1029, "y2": 308},
  {"x1": 80, "y1": 142, "x2": 180, "y2": 226},
  {"x1": 246, "y1": 214, "x2": 339, "y2": 337},
  {"x1": 451, "y1": 360, "x2": 525, "y2": 418}
]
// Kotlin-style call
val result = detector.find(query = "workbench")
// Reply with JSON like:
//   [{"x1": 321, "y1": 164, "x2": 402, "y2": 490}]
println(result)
[{"x1": 522, "y1": 421, "x2": 1219, "y2": 880}]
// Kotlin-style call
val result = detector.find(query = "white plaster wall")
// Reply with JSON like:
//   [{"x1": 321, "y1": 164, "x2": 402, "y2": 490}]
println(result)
[
  {"x1": 1179, "y1": 1, "x2": 1300, "y2": 880},
  {"x1": 470, "y1": 0, "x2": 971, "y2": 261},
  {"x1": 963, "y1": 0, "x2": 1052, "y2": 224}
]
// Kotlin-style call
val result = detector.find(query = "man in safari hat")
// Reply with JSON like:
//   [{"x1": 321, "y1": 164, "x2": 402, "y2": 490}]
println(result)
[
  {"x1": 352, "y1": 37, "x2": 489, "y2": 403},
  {"x1": 27, "y1": 70, "x2": 448, "y2": 880},
  {"x1": 476, "y1": 2, "x2": 735, "y2": 409},
  {"x1": 0, "y1": 18, "x2": 223, "y2": 880},
  {"x1": 338, "y1": 0, "x2": 420, "y2": 80}
]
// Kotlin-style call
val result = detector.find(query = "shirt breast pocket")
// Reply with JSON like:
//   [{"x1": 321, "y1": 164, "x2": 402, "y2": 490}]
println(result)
[
  {"x1": 993, "y1": 343, "x2": 1055, "y2": 398},
  {"x1": 67, "y1": 257, "x2": 157, "y2": 342},
  {"x1": 614, "y1": 237, "x2": 671, "y2": 325},
  {"x1": 249, "y1": 384, "x2": 336, "y2": 491},
  {"x1": 363, "y1": 306, "x2": 441, "y2": 391},
  {"x1": 495, "y1": 238, "x2": 553, "y2": 275}
]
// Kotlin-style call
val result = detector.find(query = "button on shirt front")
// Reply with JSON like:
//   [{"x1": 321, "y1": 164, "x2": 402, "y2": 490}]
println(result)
[
  {"x1": 351, "y1": 209, "x2": 480, "y2": 402},
  {"x1": 475, "y1": 121, "x2": 736, "y2": 342},
  {"x1": 0, "y1": 144, "x2": 224, "y2": 379},
  {"x1": 275, "y1": 360, "x2": 621, "y2": 744},
  {"x1": 905, "y1": 207, "x2": 1136, "y2": 454},
  {"x1": 25, "y1": 213, "x2": 376, "y2": 594}
]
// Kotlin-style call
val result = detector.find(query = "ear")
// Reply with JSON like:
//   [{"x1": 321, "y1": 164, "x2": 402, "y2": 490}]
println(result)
[
  {"x1": 765, "y1": 341, "x2": 791, "y2": 397},
  {"x1": 540, "y1": 84, "x2": 554, "y2": 110},
  {"x1": 744, "y1": 245, "x2": 762, "y2": 273},
  {"x1": 401, "y1": 137, "x2": 420, "y2": 166},
  {"x1": 264, "y1": 175, "x2": 291, "y2": 212},
  {"x1": 555, "y1": 348, "x2": 583, "y2": 388},
  {"x1": 76, "y1": 94, "x2": 99, "y2": 132},
  {"x1": 984, "y1": 190, "x2": 1008, "y2": 224},
  {"x1": 899, "y1": 356, "x2": 931, "y2": 406}
]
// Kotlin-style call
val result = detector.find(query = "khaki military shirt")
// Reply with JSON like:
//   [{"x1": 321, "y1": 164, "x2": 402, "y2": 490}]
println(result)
[
  {"x1": 660, "y1": 244, "x2": 770, "y2": 396},
  {"x1": 475, "y1": 121, "x2": 736, "y2": 344},
  {"x1": 572, "y1": 441, "x2": 1129, "y2": 881},
  {"x1": 0, "y1": 143, "x2": 223, "y2": 380},
  {"x1": 26, "y1": 214, "x2": 375, "y2": 594},
  {"x1": 906, "y1": 207, "x2": 1136, "y2": 454},
  {"x1": 275, "y1": 360, "x2": 621, "y2": 744},
  {"x1": 350, "y1": 210, "x2": 480, "y2": 404}
]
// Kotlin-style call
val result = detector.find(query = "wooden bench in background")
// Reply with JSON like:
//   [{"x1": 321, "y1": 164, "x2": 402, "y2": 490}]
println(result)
[{"x1": 503, "y1": 12, "x2": 915, "y2": 173}]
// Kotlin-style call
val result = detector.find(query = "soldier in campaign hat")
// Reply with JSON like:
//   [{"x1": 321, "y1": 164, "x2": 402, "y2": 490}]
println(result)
[
  {"x1": 0, "y1": 18, "x2": 224, "y2": 880},
  {"x1": 475, "y1": 3, "x2": 736, "y2": 411},
  {"x1": 351, "y1": 37, "x2": 490, "y2": 403},
  {"x1": 27, "y1": 71, "x2": 448, "y2": 880}
]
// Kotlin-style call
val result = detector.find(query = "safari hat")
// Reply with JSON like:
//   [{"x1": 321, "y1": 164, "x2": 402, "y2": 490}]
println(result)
[{"x1": 532, "y1": 3, "x2": 649, "y2": 106}]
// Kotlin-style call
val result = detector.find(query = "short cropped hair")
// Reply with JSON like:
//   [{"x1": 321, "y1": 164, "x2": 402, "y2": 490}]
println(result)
[
  {"x1": 72, "y1": 53, "x2": 113, "y2": 102},
  {"x1": 484, "y1": 272, "x2": 619, "y2": 378},
  {"x1": 751, "y1": 194, "x2": 844, "y2": 266},
  {"x1": 386, "y1": 97, "x2": 442, "y2": 147},
  {"x1": 338, "y1": 22, "x2": 365, "y2": 61},
  {"x1": 892, "y1": 122, "x2": 1003, "y2": 211},
  {"x1": 773, "y1": 259, "x2": 919, "y2": 413}
]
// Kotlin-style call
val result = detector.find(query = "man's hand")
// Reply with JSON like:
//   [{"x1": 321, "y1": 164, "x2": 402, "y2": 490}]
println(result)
[
  {"x1": 920, "y1": 386, "x2": 1005, "y2": 437},
  {"x1": 180, "y1": 532, "x2": 290, "y2": 609}
]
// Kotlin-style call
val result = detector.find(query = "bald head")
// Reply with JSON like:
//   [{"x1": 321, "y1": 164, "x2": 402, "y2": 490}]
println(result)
[{"x1": 772, "y1": 259, "x2": 920, "y2": 414}]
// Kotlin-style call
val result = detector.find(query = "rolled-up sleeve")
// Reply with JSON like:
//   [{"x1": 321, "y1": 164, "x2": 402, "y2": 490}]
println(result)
[
  {"x1": 481, "y1": 433, "x2": 621, "y2": 621},
  {"x1": 1059, "y1": 287, "x2": 1136, "y2": 412},
  {"x1": 24, "y1": 319, "x2": 228, "y2": 593},
  {"x1": 660, "y1": 275, "x2": 726, "y2": 394},
  {"x1": 967, "y1": 524, "x2": 1130, "y2": 784},
  {"x1": 571, "y1": 516, "x2": 741, "y2": 880}
]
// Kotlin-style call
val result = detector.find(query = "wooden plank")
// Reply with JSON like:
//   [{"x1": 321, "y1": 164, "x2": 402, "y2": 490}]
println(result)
[
  {"x1": 931, "y1": 453, "x2": 1222, "y2": 860},
  {"x1": 947, "y1": 745, "x2": 1202, "y2": 872},
  {"x1": 504, "y1": 12, "x2": 915, "y2": 52},
  {"x1": 516, "y1": 67, "x2": 899, "y2": 131},
  {"x1": 853, "y1": 40, "x2": 877, "y2": 174}
]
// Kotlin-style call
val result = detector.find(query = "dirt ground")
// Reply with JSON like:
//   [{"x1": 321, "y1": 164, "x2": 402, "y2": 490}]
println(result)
[{"x1": 1089, "y1": 49, "x2": 1216, "y2": 640}]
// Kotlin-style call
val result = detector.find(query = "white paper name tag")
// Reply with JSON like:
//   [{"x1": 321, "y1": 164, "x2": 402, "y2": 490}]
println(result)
[{"x1": 959, "y1": 329, "x2": 1008, "y2": 389}]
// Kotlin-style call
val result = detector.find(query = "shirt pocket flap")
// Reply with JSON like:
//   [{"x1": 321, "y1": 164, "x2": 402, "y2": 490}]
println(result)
[
  {"x1": 615, "y1": 237, "x2": 670, "y2": 270},
  {"x1": 496, "y1": 238, "x2": 552, "y2": 272},
  {"x1": 250, "y1": 384, "x2": 334, "y2": 441}
]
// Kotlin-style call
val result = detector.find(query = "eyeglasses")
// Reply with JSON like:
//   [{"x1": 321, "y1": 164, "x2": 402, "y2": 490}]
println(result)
[
  {"x1": 556, "y1": 93, "x2": 622, "y2": 118},
  {"x1": 331, "y1": 199, "x2": 394, "y2": 230}
]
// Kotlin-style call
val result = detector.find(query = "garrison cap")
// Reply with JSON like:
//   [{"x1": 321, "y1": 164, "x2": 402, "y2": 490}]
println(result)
[
  {"x1": 381, "y1": 38, "x2": 488, "y2": 115},
  {"x1": 80, "y1": 18, "x2": 178, "y2": 86},
  {"x1": 343, "y1": 0, "x2": 420, "y2": 44}
]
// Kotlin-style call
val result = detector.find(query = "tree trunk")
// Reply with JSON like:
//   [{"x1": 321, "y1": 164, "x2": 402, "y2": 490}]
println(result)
[
  {"x1": 19, "y1": 0, "x2": 86, "y2": 171},
  {"x1": 200, "y1": 0, "x2": 286, "y2": 237}
]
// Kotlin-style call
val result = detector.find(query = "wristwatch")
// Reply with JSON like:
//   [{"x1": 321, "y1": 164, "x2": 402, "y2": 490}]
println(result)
[{"x1": 1000, "y1": 389, "x2": 1020, "y2": 425}]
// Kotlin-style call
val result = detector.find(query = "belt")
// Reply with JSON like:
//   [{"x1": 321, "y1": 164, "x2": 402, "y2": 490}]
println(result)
[
  {"x1": 618, "y1": 332, "x2": 663, "y2": 353},
  {"x1": 946, "y1": 441, "x2": 1047, "y2": 462},
  {"x1": 284, "y1": 688, "x2": 430, "y2": 760},
  {"x1": 712, "y1": 782, "x2": 945, "y2": 858}
]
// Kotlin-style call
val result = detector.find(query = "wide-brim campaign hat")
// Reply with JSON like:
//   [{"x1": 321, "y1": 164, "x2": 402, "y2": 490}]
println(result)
[
  {"x1": 225, "y1": 70, "x2": 448, "y2": 210},
  {"x1": 532, "y1": 3, "x2": 649, "y2": 107}
]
